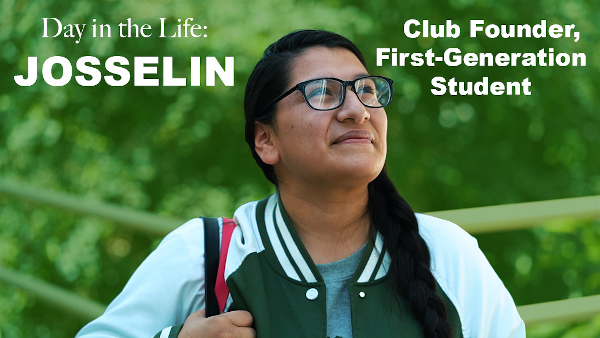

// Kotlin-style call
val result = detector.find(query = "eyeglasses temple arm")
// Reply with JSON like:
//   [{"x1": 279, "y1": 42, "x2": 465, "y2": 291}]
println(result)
[{"x1": 261, "y1": 85, "x2": 300, "y2": 115}]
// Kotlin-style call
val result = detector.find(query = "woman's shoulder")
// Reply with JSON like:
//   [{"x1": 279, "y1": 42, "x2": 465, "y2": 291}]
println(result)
[
  {"x1": 414, "y1": 212, "x2": 483, "y2": 280},
  {"x1": 160, "y1": 217, "x2": 205, "y2": 248},
  {"x1": 76, "y1": 217, "x2": 210, "y2": 337},
  {"x1": 415, "y1": 213, "x2": 478, "y2": 253},
  {"x1": 414, "y1": 213, "x2": 526, "y2": 338}
]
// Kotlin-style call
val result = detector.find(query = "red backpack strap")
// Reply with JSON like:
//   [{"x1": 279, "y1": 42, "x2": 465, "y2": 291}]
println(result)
[{"x1": 215, "y1": 217, "x2": 236, "y2": 312}]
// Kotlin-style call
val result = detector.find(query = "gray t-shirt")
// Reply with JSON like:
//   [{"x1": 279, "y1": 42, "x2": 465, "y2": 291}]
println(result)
[{"x1": 316, "y1": 244, "x2": 367, "y2": 338}]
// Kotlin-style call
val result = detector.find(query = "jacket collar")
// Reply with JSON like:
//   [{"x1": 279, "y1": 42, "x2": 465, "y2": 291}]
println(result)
[{"x1": 254, "y1": 194, "x2": 391, "y2": 284}]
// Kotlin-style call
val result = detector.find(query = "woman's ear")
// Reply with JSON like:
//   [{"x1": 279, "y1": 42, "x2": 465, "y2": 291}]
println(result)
[{"x1": 254, "y1": 121, "x2": 280, "y2": 165}]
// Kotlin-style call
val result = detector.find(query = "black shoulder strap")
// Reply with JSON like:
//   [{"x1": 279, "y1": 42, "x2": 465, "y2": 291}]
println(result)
[{"x1": 202, "y1": 216, "x2": 220, "y2": 317}]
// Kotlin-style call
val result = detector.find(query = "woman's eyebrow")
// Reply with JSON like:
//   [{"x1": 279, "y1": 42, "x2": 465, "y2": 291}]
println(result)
[{"x1": 354, "y1": 72, "x2": 370, "y2": 78}]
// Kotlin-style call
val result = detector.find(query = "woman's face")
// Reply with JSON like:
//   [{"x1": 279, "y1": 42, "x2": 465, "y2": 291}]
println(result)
[{"x1": 260, "y1": 46, "x2": 388, "y2": 189}]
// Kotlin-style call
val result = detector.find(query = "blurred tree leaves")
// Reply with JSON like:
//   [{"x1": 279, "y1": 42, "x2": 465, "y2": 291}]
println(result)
[{"x1": 1, "y1": 0, "x2": 599, "y2": 337}]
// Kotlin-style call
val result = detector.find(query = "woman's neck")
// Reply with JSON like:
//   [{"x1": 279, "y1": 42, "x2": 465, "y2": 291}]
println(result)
[{"x1": 277, "y1": 183, "x2": 371, "y2": 264}]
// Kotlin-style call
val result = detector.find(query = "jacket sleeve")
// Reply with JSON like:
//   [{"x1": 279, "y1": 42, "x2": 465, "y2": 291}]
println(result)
[
  {"x1": 416, "y1": 214, "x2": 526, "y2": 338},
  {"x1": 75, "y1": 218, "x2": 207, "y2": 338}
]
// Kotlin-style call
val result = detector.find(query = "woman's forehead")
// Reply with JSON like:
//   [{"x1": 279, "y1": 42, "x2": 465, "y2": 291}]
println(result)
[{"x1": 289, "y1": 46, "x2": 369, "y2": 84}]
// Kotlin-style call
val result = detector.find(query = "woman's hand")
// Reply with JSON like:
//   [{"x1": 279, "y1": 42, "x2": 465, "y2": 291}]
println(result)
[{"x1": 177, "y1": 309, "x2": 256, "y2": 338}]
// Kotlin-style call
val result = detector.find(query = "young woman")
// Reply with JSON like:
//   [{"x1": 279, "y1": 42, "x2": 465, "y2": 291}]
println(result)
[{"x1": 76, "y1": 30, "x2": 525, "y2": 338}]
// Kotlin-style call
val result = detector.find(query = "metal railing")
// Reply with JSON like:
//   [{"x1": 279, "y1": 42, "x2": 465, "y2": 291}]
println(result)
[
  {"x1": 0, "y1": 180, "x2": 181, "y2": 236},
  {"x1": 427, "y1": 195, "x2": 600, "y2": 234},
  {"x1": 0, "y1": 266, "x2": 105, "y2": 322},
  {"x1": 1, "y1": 180, "x2": 599, "y2": 327}
]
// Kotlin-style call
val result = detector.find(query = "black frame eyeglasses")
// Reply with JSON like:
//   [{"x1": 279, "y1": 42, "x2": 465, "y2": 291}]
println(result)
[{"x1": 263, "y1": 75, "x2": 393, "y2": 113}]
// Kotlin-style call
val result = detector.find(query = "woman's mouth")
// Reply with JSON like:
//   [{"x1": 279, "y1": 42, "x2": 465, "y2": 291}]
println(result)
[{"x1": 333, "y1": 130, "x2": 373, "y2": 144}]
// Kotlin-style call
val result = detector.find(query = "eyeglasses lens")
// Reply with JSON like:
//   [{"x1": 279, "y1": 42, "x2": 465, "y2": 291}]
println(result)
[
  {"x1": 303, "y1": 77, "x2": 390, "y2": 110},
  {"x1": 355, "y1": 77, "x2": 391, "y2": 107},
  {"x1": 304, "y1": 79, "x2": 343, "y2": 110}
]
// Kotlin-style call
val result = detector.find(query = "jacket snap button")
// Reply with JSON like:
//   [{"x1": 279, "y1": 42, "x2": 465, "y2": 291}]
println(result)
[
  {"x1": 359, "y1": 291, "x2": 366, "y2": 298},
  {"x1": 306, "y1": 288, "x2": 318, "y2": 300}
]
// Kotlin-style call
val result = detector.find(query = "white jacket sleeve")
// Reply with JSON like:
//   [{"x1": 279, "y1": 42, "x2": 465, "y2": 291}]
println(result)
[
  {"x1": 417, "y1": 214, "x2": 526, "y2": 338},
  {"x1": 76, "y1": 218, "x2": 206, "y2": 338}
]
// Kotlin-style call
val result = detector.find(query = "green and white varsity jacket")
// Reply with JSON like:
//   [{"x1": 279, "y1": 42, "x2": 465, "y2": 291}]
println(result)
[{"x1": 76, "y1": 194, "x2": 525, "y2": 338}]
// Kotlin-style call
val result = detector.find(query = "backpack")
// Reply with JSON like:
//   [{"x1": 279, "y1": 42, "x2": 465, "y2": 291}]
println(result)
[{"x1": 201, "y1": 216, "x2": 236, "y2": 317}]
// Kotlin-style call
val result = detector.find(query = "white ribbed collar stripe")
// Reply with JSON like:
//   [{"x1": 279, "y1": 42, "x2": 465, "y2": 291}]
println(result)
[
  {"x1": 375, "y1": 251, "x2": 391, "y2": 280},
  {"x1": 264, "y1": 195, "x2": 302, "y2": 281},
  {"x1": 224, "y1": 294, "x2": 233, "y2": 312},
  {"x1": 357, "y1": 232, "x2": 385, "y2": 283},
  {"x1": 274, "y1": 202, "x2": 318, "y2": 283},
  {"x1": 159, "y1": 327, "x2": 171, "y2": 338}
]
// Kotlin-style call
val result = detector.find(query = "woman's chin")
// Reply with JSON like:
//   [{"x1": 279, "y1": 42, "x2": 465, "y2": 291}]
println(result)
[{"x1": 327, "y1": 159, "x2": 384, "y2": 185}]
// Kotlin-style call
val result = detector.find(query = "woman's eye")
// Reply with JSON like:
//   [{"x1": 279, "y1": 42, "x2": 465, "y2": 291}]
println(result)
[
  {"x1": 357, "y1": 85, "x2": 375, "y2": 94},
  {"x1": 306, "y1": 87, "x2": 333, "y2": 99}
]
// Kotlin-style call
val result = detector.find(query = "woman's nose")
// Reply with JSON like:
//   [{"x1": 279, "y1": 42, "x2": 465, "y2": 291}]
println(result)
[{"x1": 336, "y1": 87, "x2": 370, "y2": 123}]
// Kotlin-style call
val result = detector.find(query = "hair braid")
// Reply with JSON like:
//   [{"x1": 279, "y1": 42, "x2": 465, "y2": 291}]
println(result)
[{"x1": 369, "y1": 169, "x2": 453, "y2": 338}]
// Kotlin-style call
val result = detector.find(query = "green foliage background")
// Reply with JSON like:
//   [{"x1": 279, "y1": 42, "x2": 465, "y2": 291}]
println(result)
[{"x1": 1, "y1": 0, "x2": 599, "y2": 337}]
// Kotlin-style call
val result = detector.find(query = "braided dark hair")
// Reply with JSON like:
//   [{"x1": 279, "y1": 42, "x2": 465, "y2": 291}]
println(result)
[
  {"x1": 244, "y1": 29, "x2": 452, "y2": 338},
  {"x1": 369, "y1": 169, "x2": 452, "y2": 337}
]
